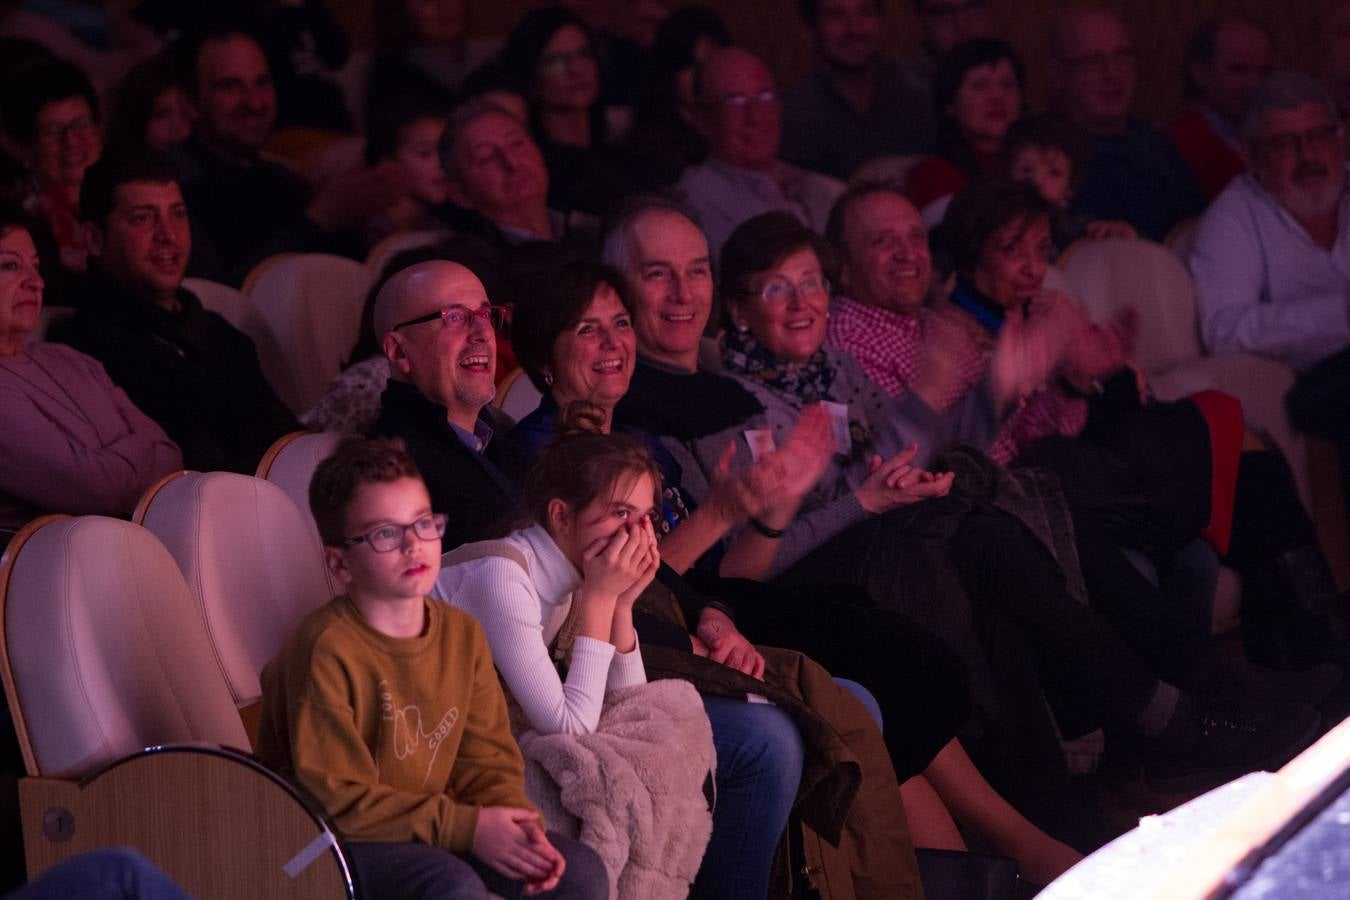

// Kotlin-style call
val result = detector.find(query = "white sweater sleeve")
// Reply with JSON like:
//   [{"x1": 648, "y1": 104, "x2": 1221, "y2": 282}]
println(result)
[{"x1": 434, "y1": 558, "x2": 644, "y2": 735}]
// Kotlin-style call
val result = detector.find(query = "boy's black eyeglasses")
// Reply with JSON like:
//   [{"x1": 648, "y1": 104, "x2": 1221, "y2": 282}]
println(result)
[{"x1": 342, "y1": 514, "x2": 447, "y2": 552}]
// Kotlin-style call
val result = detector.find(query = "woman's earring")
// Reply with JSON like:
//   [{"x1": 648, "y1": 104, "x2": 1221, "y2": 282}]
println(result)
[{"x1": 543, "y1": 372, "x2": 554, "y2": 386}]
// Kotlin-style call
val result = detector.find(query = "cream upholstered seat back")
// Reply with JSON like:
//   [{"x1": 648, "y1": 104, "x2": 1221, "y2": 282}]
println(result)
[
  {"x1": 245, "y1": 253, "x2": 374, "y2": 416},
  {"x1": 1060, "y1": 238, "x2": 1202, "y2": 374},
  {"x1": 137, "y1": 472, "x2": 333, "y2": 709},
  {"x1": 1, "y1": 516, "x2": 247, "y2": 778},
  {"x1": 256, "y1": 431, "x2": 349, "y2": 547}
]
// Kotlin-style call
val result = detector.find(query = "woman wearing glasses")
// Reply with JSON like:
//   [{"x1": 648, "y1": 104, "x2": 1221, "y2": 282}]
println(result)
[
  {"x1": 0, "y1": 60, "x2": 102, "y2": 274},
  {"x1": 499, "y1": 7, "x2": 644, "y2": 216}
]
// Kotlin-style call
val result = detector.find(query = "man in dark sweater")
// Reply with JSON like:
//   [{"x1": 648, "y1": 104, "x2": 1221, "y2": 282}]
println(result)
[
  {"x1": 368, "y1": 259, "x2": 529, "y2": 551},
  {"x1": 175, "y1": 26, "x2": 397, "y2": 284},
  {"x1": 59, "y1": 153, "x2": 298, "y2": 473}
]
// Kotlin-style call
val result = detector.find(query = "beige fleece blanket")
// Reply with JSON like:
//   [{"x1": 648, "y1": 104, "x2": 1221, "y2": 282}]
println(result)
[{"x1": 517, "y1": 679, "x2": 715, "y2": 900}]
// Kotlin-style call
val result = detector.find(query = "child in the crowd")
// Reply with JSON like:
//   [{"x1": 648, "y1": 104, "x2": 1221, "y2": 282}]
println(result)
[
  {"x1": 433, "y1": 415, "x2": 825, "y2": 900},
  {"x1": 254, "y1": 436, "x2": 606, "y2": 900},
  {"x1": 998, "y1": 113, "x2": 1137, "y2": 249},
  {"x1": 361, "y1": 95, "x2": 455, "y2": 250}
]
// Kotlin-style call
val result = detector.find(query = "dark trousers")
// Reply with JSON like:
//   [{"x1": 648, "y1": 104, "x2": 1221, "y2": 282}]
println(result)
[
  {"x1": 950, "y1": 505, "x2": 1161, "y2": 731},
  {"x1": 345, "y1": 832, "x2": 607, "y2": 900},
  {"x1": 689, "y1": 571, "x2": 971, "y2": 781}
]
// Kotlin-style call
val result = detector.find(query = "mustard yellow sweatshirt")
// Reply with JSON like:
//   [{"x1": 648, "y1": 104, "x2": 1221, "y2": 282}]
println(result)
[{"x1": 256, "y1": 594, "x2": 536, "y2": 852}]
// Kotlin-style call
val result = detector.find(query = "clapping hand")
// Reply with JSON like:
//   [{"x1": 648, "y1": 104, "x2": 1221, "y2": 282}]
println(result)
[
  {"x1": 854, "y1": 443, "x2": 955, "y2": 515},
  {"x1": 709, "y1": 404, "x2": 835, "y2": 521}
]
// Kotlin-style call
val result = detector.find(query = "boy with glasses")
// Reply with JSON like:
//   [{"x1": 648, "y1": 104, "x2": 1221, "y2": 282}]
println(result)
[{"x1": 255, "y1": 436, "x2": 606, "y2": 900}]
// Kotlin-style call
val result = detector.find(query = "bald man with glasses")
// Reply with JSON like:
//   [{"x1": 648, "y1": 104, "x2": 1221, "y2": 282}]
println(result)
[{"x1": 371, "y1": 260, "x2": 529, "y2": 551}]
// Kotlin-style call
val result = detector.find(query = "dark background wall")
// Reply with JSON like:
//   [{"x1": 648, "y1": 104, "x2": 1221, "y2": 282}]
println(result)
[{"x1": 329, "y1": 0, "x2": 1323, "y2": 125}]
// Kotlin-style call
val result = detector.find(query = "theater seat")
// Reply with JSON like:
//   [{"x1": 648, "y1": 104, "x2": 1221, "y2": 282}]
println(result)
[
  {"x1": 0, "y1": 515, "x2": 353, "y2": 897},
  {"x1": 494, "y1": 368, "x2": 544, "y2": 423},
  {"x1": 134, "y1": 471, "x2": 335, "y2": 740},
  {"x1": 257, "y1": 431, "x2": 349, "y2": 548},
  {"x1": 242, "y1": 253, "x2": 374, "y2": 417},
  {"x1": 365, "y1": 228, "x2": 452, "y2": 279},
  {"x1": 183, "y1": 276, "x2": 267, "y2": 340}
]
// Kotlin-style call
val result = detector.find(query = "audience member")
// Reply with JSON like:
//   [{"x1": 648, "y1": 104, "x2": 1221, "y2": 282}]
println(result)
[
  {"x1": 626, "y1": 6, "x2": 731, "y2": 188},
  {"x1": 254, "y1": 0, "x2": 353, "y2": 132},
  {"x1": 360, "y1": 95, "x2": 453, "y2": 248},
  {"x1": 439, "y1": 99, "x2": 597, "y2": 248},
  {"x1": 1170, "y1": 16, "x2": 1274, "y2": 201},
  {"x1": 0, "y1": 205, "x2": 180, "y2": 538},
  {"x1": 370, "y1": 260, "x2": 527, "y2": 549},
  {"x1": 779, "y1": 0, "x2": 937, "y2": 181},
  {"x1": 903, "y1": 38, "x2": 1023, "y2": 223},
  {"x1": 677, "y1": 47, "x2": 844, "y2": 257},
  {"x1": 997, "y1": 112, "x2": 1135, "y2": 249},
  {"x1": 175, "y1": 26, "x2": 396, "y2": 283},
  {"x1": 499, "y1": 7, "x2": 643, "y2": 216},
  {"x1": 1193, "y1": 73, "x2": 1349, "y2": 372},
  {"x1": 61, "y1": 153, "x2": 298, "y2": 472},
  {"x1": 436, "y1": 418, "x2": 808, "y2": 900},
  {"x1": 1050, "y1": 5, "x2": 1205, "y2": 241},
  {"x1": 104, "y1": 54, "x2": 194, "y2": 156},
  {"x1": 0, "y1": 61, "x2": 103, "y2": 272},
  {"x1": 1192, "y1": 73, "x2": 1350, "y2": 513},
  {"x1": 256, "y1": 436, "x2": 607, "y2": 900},
  {"x1": 366, "y1": 0, "x2": 499, "y2": 122},
  {"x1": 303, "y1": 237, "x2": 512, "y2": 435}
]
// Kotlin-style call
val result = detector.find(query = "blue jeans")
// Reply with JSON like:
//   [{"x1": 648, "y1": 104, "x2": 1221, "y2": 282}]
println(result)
[
  {"x1": 695, "y1": 698, "x2": 804, "y2": 900},
  {"x1": 8, "y1": 849, "x2": 189, "y2": 900}
]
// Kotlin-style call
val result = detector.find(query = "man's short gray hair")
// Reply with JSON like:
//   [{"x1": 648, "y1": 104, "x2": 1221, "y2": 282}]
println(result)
[
  {"x1": 437, "y1": 98, "x2": 521, "y2": 181},
  {"x1": 599, "y1": 194, "x2": 706, "y2": 275},
  {"x1": 1242, "y1": 72, "x2": 1341, "y2": 149}
]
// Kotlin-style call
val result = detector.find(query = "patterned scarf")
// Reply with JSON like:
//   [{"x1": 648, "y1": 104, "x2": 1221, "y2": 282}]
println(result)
[{"x1": 721, "y1": 328, "x2": 874, "y2": 456}]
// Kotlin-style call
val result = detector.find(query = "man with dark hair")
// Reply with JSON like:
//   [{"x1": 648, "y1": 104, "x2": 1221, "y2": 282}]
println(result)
[
  {"x1": 1049, "y1": 4, "x2": 1205, "y2": 241},
  {"x1": 174, "y1": 26, "x2": 397, "y2": 284},
  {"x1": 57, "y1": 152, "x2": 298, "y2": 472},
  {"x1": 1169, "y1": 16, "x2": 1273, "y2": 200},
  {"x1": 779, "y1": 0, "x2": 936, "y2": 180}
]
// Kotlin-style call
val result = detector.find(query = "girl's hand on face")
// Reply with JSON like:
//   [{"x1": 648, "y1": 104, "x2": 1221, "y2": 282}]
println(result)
[
  {"x1": 615, "y1": 518, "x2": 660, "y2": 610},
  {"x1": 581, "y1": 523, "x2": 645, "y2": 601}
]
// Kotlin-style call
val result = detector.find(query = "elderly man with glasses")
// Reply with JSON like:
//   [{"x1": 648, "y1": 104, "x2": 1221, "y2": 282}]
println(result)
[
  {"x1": 1191, "y1": 73, "x2": 1350, "y2": 495},
  {"x1": 370, "y1": 259, "x2": 526, "y2": 551},
  {"x1": 675, "y1": 46, "x2": 844, "y2": 257},
  {"x1": 1050, "y1": 5, "x2": 1204, "y2": 240}
]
